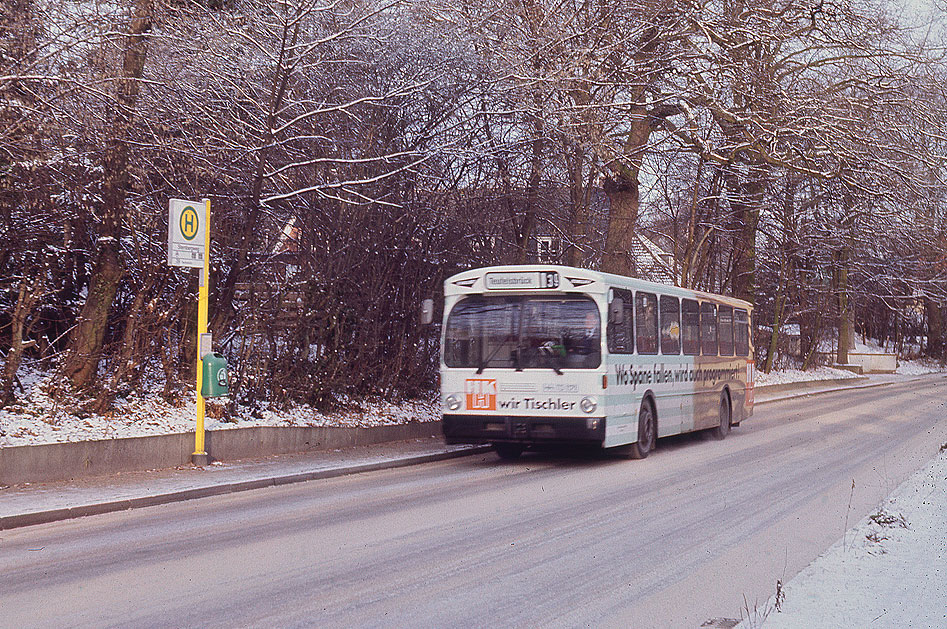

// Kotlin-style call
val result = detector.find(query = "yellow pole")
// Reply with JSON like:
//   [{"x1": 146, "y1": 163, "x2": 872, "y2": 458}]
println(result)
[{"x1": 193, "y1": 198, "x2": 210, "y2": 464}]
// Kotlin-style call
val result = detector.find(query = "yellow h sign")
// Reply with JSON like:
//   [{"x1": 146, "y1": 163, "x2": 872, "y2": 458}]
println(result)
[{"x1": 180, "y1": 206, "x2": 199, "y2": 240}]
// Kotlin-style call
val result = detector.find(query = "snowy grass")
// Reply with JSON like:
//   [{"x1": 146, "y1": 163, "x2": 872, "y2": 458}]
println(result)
[
  {"x1": 0, "y1": 363, "x2": 438, "y2": 447},
  {"x1": 755, "y1": 366, "x2": 858, "y2": 387},
  {"x1": 756, "y1": 353, "x2": 946, "y2": 386},
  {"x1": 2, "y1": 353, "x2": 945, "y2": 448},
  {"x1": 894, "y1": 357, "x2": 947, "y2": 375}
]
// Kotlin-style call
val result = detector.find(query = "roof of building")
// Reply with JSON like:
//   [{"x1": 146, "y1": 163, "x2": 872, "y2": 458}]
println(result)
[{"x1": 630, "y1": 233, "x2": 678, "y2": 285}]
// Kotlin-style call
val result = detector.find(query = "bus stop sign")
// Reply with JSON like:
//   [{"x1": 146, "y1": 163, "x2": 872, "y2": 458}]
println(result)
[{"x1": 168, "y1": 199, "x2": 206, "y2": 268}]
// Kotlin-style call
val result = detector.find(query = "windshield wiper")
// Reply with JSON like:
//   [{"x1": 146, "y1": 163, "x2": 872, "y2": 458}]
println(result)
[
  {"x1": 478, "y1": 303, "x2": 522, "y2": 374},
  {"x1": 476, "y1": 334, "x2": 515, "y2": 374},
  {"x1": 538, "y1": 341, "x2": 565, "y2": 375}
]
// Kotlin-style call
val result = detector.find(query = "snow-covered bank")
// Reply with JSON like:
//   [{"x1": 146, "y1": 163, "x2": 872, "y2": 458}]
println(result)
[
  {"x1": 742, "y1": 446, "x2": 947, "y2": 628},
  {"x1": 0, "y1": 365, "x2": 438, "y2": 448},
  {"x1": 754, "y1": 365, "x2": 859, "y2": 387},
  {"x1": 1, "y1": 358, "x2": 944, "y2": 448},
  {"x1": 754, "y1": 356, "x2": 946, "y2": 387}
]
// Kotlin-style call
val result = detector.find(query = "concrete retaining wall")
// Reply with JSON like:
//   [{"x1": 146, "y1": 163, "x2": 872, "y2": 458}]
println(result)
[
  {"x1": 0, "y1": 422, "x2": 441, "y2": 486},
  {"x1": 848, "y1": 352, "x2": 898, "y2": 374}
]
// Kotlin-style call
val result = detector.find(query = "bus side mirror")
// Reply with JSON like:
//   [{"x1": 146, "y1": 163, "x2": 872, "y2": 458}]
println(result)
[
  {"x1": 608, "y1": 298, "x2": 624, "y2": 325},
  {"x1": 420, "y1": 298, "x2": 435, "y2": 325}
]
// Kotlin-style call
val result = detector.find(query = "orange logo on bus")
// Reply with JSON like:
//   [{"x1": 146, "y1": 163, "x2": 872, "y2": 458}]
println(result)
[{"x1": 465, "y1": 379, "x2": 497, "y2": 411}]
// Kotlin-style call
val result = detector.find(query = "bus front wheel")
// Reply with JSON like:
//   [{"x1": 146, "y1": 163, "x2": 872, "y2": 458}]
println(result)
[
  {"x1": 628, "y1": 400, "x2": 656, "y2": 459},
  {"x1": 493, "y1": 442, "x2": 524, "y2": 460}
]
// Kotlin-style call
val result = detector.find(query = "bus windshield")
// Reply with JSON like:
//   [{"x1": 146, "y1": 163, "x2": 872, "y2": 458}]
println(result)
[{"x1": 444, "y1": 296, "x2": 601, "y2": 371}]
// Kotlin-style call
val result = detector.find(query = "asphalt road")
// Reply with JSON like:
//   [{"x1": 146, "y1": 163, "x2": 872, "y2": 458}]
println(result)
[{"x1": 2, "y1": 376, "x2": 946, "y2": 628}]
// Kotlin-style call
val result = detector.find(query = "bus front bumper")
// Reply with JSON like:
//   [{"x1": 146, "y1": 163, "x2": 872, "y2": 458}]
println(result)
[{"x1": 442, "y1": 414, "x2": 605, "y2": 446}]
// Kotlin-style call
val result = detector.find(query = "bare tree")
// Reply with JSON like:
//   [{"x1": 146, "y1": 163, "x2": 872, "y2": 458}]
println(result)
[{"x1": 59, "y1": 0, "x2": 154, "y2": 390}]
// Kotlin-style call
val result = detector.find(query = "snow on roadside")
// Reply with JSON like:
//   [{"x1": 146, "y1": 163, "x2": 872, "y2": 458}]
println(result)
[
  {"x1": 2, "y1": 355, "x2": 944, "y2": 448},
  {"x1": 755, "y1": 356, "x2": 945, "y2": 386},
  {"x1": 742, "y1": 446, "x2": 947, "y2": 628},
  {"x1": 896, "y1": 358, "x2": 947, "y2": 376},
  {"x1": 0, "y1": 364, "x2": 438, "y2": 448},
  {"x1": 755, "y1": 366, "x2": 856, "y2": 387}
]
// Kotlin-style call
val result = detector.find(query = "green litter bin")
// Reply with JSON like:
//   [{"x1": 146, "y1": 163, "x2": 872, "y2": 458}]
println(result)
[{"x1": 201, "y1": 352, "x2": 229, "y2": 398}]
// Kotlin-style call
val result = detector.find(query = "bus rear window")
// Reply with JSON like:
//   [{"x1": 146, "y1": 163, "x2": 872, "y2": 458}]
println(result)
[{"x1": 734, "y1": 309, "x2": 750, "y2": 356}]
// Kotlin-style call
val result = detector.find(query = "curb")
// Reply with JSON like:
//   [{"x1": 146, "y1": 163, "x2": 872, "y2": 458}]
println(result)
[{"x1": 0, "y1": 444, "x2": 492, "y2": 530}]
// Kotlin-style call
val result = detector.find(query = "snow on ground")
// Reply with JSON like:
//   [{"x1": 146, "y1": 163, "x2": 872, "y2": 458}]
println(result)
[
  {"x1": 0, "y1": 363, "x2": 439, "y2": 448},
  {"x1": 1, "y1": 355, "x2": 944, "y2": 448},
  {"x1": 2, "y1": 354, "x2": 946, "y2": 626},
  {"x1": 741, "y1": 446, "x2": 947, "y2": 628},
  {"x1": 754, "y1": 365, "x2": 857, "y2": 387},
  {"x1": 754, "y1": 358, "x2": 946, "y2": 386},
  {"x1": 894, "y1": 358, "x2": 947, "y2": 376}
]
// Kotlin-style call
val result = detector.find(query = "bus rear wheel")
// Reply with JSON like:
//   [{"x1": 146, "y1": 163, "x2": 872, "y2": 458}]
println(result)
[
  {"x1": 628, "y1": 400, "x2": 656, "y2": 459},
  {"x1": 712, "y1": 392, "x2": 731, "y2": 440},
  {"x1": 493, "y1": 442, "x2": 524, "y2": 460}
]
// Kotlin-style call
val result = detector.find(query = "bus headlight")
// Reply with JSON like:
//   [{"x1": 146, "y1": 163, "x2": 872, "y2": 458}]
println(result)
[
  {"x1": 445, "y1": 394, "x2": 462, "y2": 411},
  {"x1": 580, "y1": 397, "x2": 597, "y2": 413}
]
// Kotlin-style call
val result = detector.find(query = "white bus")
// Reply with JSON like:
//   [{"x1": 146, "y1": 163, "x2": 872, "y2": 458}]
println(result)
[{"x1": 436, "y1": 265, "x2": 754, "y2": 459}]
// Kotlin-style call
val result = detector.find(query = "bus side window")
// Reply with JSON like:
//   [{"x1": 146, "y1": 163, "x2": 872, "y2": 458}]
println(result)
[
  {"x1": 660, "y1": 295, "x2": 680, "y2": 355},
  {"x1": 718, "y1": 305, "x2": 734, "y2": 356},
  {"x1": 700, "y1": 302, "x2": 717, "y2": 356},
  {"x1": 607, "y1": 288, "x2": 634, "y2": 354},
  {"x1": 636, "y1": 292, "x2": 658, "y2": 355},
  {"x1": 734, "y1": 309, "x2": 750, "y2": 356},
  {"x1": 682, "y1": 299, "x2": 700, "y2": 355}
]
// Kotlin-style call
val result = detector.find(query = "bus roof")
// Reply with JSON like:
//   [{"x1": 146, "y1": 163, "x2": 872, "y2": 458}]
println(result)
[{"x1": 444, "y1": 265, "x2": 753, "y2": 310}]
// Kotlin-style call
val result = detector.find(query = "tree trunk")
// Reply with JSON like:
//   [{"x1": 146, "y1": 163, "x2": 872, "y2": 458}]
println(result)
[
  {"x1": 601, "y1": 113, "x2": 650, "y2": 276},
  {"x1": 1, "y1": 277, "x2": 41, "y2": 406},
  {"x1": 722, "y1": 168, "x2": 765, "y2": 303},
  {"x1": 512, "y1": 114, "x2": 543, "y2": 264},
  {"x1": 92, "y1": 283, "x2": 153, "y2": 413},
  {"x1": 61, "y1": 0, "x2": 152, "y2": 389},
  {"x1": 925, "y1": 297, "x2": 943, "y2": 359},
  {"x1": 63, "y1": 247, "x2": 123, "y2": 387},
  {"x1": 602, "y1": 171, "x2": 640, "y2": 276},
  {"x1": 835, "y1": 190, "x2": 857, "y2": 367},
  {"x1": 763, "y1": 256, "x2": 791, "y2": 374},
  {"x1": 800, "y1": 304, "x2": 825, "y2": 371},
  {"x1": 564, "y1": 144, "x2": 593, "y2": 267},
  {"x1": 836, "y1": 264, "x2": 853, "y2": 365}
]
